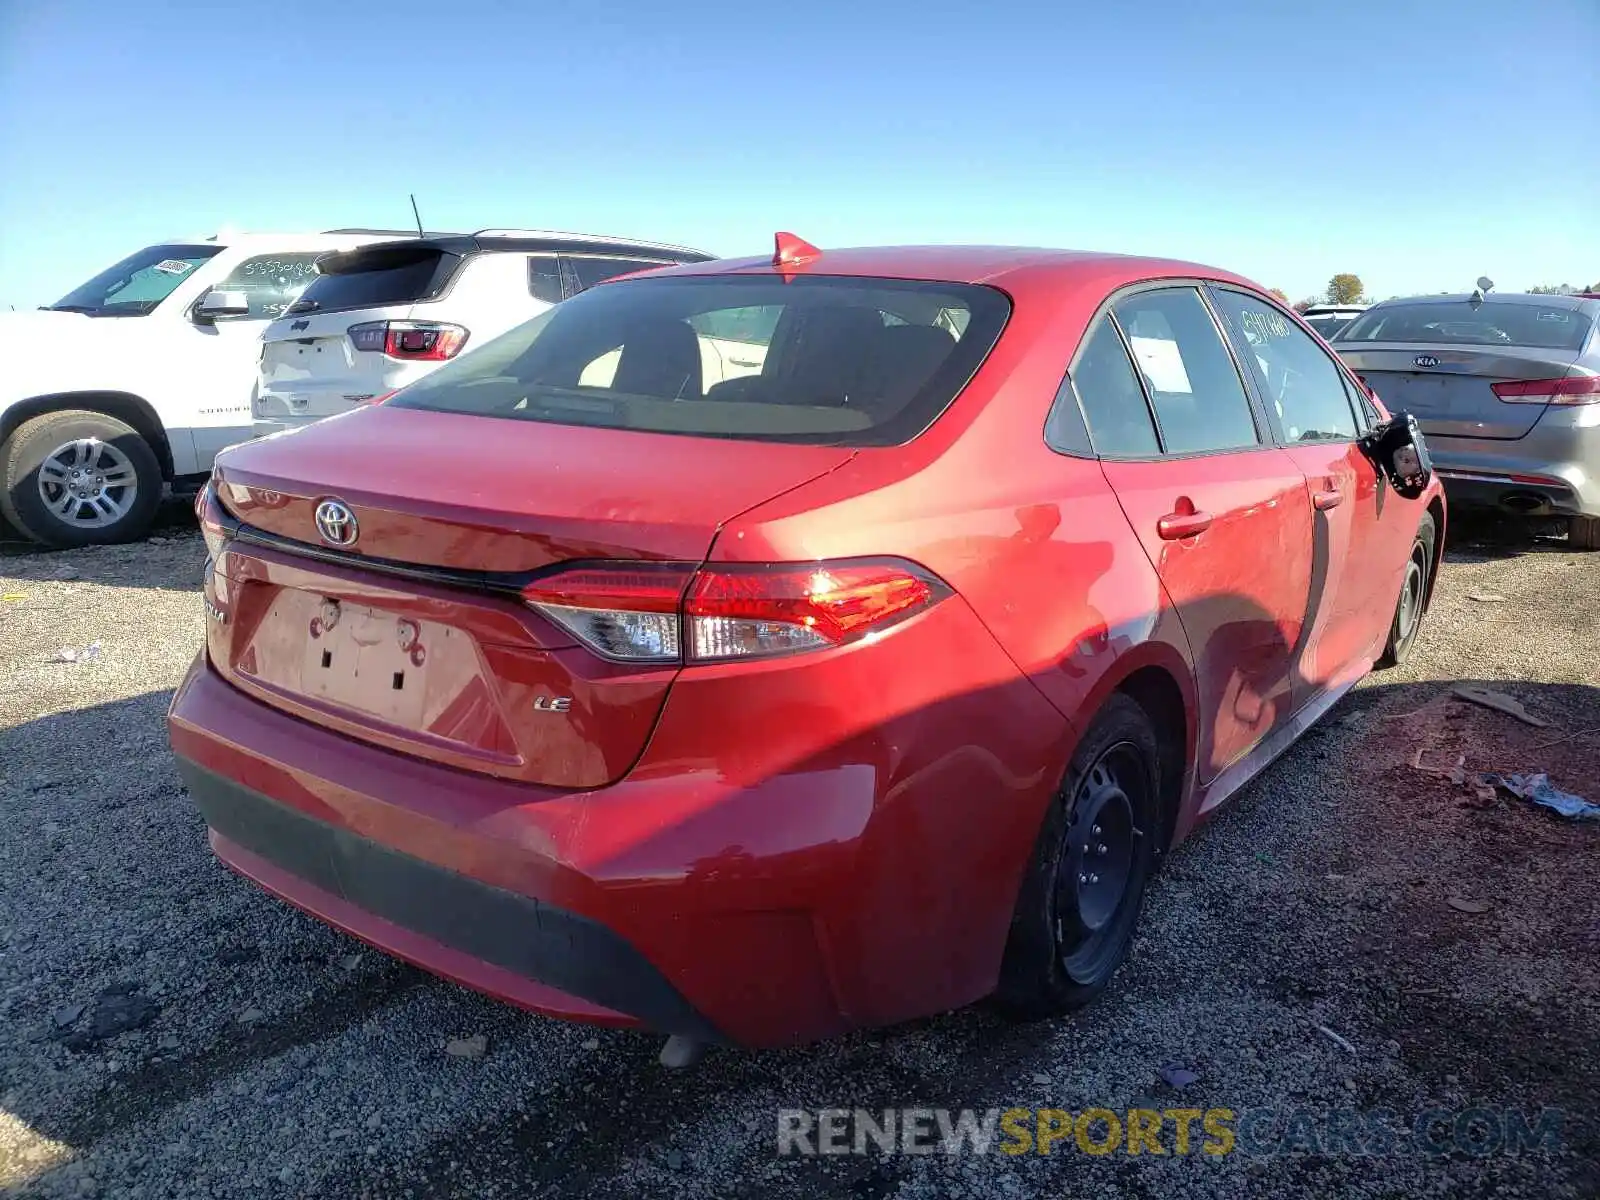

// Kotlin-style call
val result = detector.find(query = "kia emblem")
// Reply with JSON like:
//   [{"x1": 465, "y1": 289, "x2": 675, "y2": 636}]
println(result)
[
  {"x1": 314, "y1": 499, "x2": 359, "y2": 547},
  {"x1": 1413, "y1": 354, "x2": 1440, "y2": 368}
]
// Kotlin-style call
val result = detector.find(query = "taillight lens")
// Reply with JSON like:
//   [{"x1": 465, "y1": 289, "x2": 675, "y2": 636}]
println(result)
[
  {"x1": 687, "y1": 563, "x2": 939, "y2": 660},
  {"x1": 1491, "y1": 376, "x2": 1600, "y2": 405},
  {"x1": 348, "y1": 321, "x2": 469, "y2": 361},
  {"x1": 196, "y1": 480, "x2": 229, "y2": 562},
  {"x1": 522, "y1": 564, "x2": 695, "y2": 662},
  {"x1": 521, "y1": 560, "x2": 947, "y2": 664}
]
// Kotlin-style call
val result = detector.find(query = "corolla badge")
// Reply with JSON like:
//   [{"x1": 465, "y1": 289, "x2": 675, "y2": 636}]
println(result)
[
  {"x1": 314, "y1": 499, "x2": 359, "y2": 547},
  {"x1": 1413, "y1": 355, "x2": 1440, "y2": 368}
]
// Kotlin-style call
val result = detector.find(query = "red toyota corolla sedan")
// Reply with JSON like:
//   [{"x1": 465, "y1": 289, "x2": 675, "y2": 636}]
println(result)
[{"x1": 168, "y1": 237, "x2": 1444, "y2": 1050}]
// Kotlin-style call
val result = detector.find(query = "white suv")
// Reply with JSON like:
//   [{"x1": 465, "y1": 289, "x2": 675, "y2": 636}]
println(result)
[
  {"x1": 1301, "y1": 303, "x2": 1367, "y2": 341},
  {"x1": 252, "y1": 230, "x2": 714, "y2": 438},
  {"x1": 0, "y1": 228, "x2": 394, "y2": 547}
]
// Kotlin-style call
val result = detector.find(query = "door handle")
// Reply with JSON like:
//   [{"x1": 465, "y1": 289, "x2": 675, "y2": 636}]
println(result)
[
  {"x1": 1157, "y1": 506, "x2": 1213, "y2": 540},
  {"x1": 1312, "y1": 487, "x2": 1343, "y2": 511}
]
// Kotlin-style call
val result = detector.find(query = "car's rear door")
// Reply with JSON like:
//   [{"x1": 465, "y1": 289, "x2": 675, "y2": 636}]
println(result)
[
  {"x1": 1208, "y1": 286, "x2": 1395, "y2": 693},
  {"x1": 1082, "y1": 285, "x2": 1314, "y2": 784}
]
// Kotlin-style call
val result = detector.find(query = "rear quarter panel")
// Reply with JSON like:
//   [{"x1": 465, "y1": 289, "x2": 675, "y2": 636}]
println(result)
[{"x1": 713, "y1": 265, "x2": 1201, "y2": 986}]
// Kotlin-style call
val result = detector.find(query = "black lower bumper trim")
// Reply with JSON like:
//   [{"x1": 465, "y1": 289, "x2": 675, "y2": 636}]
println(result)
[{"x1": 176, "y1": 758, "x2": 722, "y2": 1042}]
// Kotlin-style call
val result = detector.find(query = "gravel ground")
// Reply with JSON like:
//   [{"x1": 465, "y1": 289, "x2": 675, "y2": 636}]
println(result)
[{"x1": 1, "y1": 507, "x2": 1596, "y2": 1199}]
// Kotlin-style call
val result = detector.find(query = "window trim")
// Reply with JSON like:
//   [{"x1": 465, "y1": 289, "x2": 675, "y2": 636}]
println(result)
[
  {"x1": 1205, "y1": 283, "x2": 1369, "y2": 443},
  {"x1": 1049, "y1": 278, "x2": 1278, "y2": 463}
]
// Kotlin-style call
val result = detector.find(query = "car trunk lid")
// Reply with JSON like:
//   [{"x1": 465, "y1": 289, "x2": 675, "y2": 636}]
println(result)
[
  {"x1": 206, "y1": 406, "x2": 854, "y2": 786},
  {"x1": 1335, "y1": 344, "x2": 1582, "y2": 439}
]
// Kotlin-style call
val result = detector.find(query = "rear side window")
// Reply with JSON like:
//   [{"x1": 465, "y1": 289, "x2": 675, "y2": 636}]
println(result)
[
  {"x1": 565, "y1": 256, "x2": 675, "y2": 291},
  {"x1": 1340, "y1": 300, "x2": 1593, "y2": 351},
  {"x1": 211, "y1": 253, "x2": 323, "y2": 321},
  {"x1": 1111, "y1": 289, "x2": 1260, "y2": 454},
  {"x1": 388, "y1": 274, "x2": 1010, "y2": 447},
  {"x1": 528, "y1": 254, "x2": 564, "y2": 303},
  {"x1": 1062, "y1": 317, "x2": 1158, "y2": 456},
  {"x1": 290, "y1": 246, "x2": 455, "y2": 315},
  {"x1": 1211, "y1": 289, "x2": 1358, "y2": 442}
]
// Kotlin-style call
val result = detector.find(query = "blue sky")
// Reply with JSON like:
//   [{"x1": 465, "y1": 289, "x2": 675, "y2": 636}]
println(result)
[{"x1": 1, "y1": 0, "x2": 1595, "y2": 307}]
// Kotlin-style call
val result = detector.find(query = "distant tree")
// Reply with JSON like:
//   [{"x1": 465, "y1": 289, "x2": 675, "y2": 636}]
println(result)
[
  {"x1": 1326, "y1": 274, "x2": 1364, "y2": 304},
  {"x1": 1269, "y1": 287, "x2": 1289, "y2": 303},
  {"x1": 1293, "y1": 298, "x2": 1317, "y2": 313},
  {"x1": 1528, "y1": 283, "x2": 1574, "y2": 295}
]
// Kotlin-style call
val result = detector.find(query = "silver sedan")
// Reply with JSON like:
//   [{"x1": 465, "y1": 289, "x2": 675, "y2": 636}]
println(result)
[{"x1": 1333, "y1": 292, "x2": 1600, "y2": 548}]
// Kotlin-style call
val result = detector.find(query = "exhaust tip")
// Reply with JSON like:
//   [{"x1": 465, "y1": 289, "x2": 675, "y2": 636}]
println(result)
[{"x1": 1499, "y1": 492, "x2": 1549, "y2": 515}]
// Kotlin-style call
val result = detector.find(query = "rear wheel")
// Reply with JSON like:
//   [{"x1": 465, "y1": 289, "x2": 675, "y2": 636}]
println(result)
[
  {"x1": 1376, "y1": 511, "x2": 1436, "y2": 668},
  {"x1": 0, "y1": 410, "x2": 162, "y2": 548},
  {"x1": 995, "y1": 693, "x2": 1160, "y2": 1018},
  {"x1": 1570, "y1": 515, "x2": 1600, "y2": 552}
]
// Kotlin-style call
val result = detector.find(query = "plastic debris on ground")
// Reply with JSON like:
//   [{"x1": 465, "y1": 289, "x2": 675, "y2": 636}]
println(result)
[
  {"x1": 1451, "y1": 686, "x2": 1549, "y2": 728},
  {"x1": 51, "y1": 641, "x2": 102, "y2": 664},
  {"x1": 1481, "y1": 772, "x2": 1600, "y2": 821},
  {"x1": 1159, "y1": 1063, "x2": 1199, "y2": 1088}
]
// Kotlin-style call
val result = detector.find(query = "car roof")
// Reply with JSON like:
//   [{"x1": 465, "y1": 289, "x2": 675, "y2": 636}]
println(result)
[
  {"x1": 1369, "y1": 292, "x2": 1599, "y2": 312},
  {"x1": 331, "y1": 229, "x2": 715, "y2": 261},
  {"x1": 648, "y1": 244, "x2": 1264, "y2": 293}
]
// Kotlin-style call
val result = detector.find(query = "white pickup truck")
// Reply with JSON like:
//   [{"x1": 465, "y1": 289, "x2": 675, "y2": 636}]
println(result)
[{"x1": 0, "y1": 229, "x2": 391, "y2": 546}]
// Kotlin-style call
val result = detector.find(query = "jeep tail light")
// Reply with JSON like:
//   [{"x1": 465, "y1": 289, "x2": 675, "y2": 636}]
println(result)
[
  {"x1": 348, "y1": 320, "x2": 469, "y2": 361},
  {"x1": 1491, "y1": 376, "x2": 1600, "y2": 405},
  {"x1": 521, "y1": 560, "x2": 947, "y2": 664}
]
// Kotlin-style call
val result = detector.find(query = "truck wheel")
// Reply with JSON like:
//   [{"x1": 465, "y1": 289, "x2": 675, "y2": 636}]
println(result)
[
  {"x1": 1571, "y1": 515, "x2": 1600, "y2": 552},
  {"x1": 0, "y1": 410, "x2": 163, "y2": 548}
]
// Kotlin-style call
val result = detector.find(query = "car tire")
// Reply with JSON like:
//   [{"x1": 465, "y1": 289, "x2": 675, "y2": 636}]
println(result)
[
  {"x1": 994, "y1": 692, "x2": 1161, "y2": 1019},
  {"x1": 1570, "y1": 515, "x2": 1600, "y2": 552},
  {"x1": 1375, "y1": 511, "x2": 1436, "y2": 669},
  {"x1": 0, "y1": 410, "x2": 162, "y2": 548}
]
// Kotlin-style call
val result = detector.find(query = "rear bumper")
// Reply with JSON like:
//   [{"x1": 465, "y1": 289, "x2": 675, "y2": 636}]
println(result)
[
  {"x1": 179, "y1": 757, "x2": 721, "y2": 1039},
  {"x1": 1427, "y1": 419, "x2": 1600, "y2": 517},
  {"x1": 168, "y1": 585, "x2": 1069, "y2": 1045}
]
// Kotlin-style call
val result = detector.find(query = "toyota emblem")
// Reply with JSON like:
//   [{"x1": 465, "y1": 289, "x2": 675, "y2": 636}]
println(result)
[
  {"x1": 1413, "y1": 354, "x2": 1440, "y2": 368},
  {"x1": 314, "y1": 499, "x2": 359, "y2": 547}
]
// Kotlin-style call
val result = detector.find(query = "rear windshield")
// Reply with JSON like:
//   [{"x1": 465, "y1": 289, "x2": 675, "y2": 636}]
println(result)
[
  {"x1": 287, "y1": 246, "x2": 457, "y2": 315},
  {"x1": 1339, "y1": 300, "x2": 1593, "y2": 351},
  {"x1": 386, "y1": 274, "x2": 1011, "y2": 446},
  {"x1": 1304, "y1": 313, "x2": 1355, "y2": 340}
]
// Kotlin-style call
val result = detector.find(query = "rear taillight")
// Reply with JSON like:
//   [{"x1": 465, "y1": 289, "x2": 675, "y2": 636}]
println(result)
[
  {"x1": 521, "y1": 560, "x2": 948, "y2": 664},
  {"x1": 196, "y1": 480, "x2": 228, "y2": 562},
  {"x1": 1491, "y1": 376, "x2": 1600, "y2": 405},
  {"x1": 348, "y1": 320, "x2": 469, "y2": 362}
]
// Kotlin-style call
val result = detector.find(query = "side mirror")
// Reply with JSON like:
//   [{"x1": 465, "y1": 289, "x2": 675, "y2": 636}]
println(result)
[
  {"x1": 1359, "y1": 410, "x2": 1432, "y2": 499},
  {"x1": 194, "y1": 290, "x2": 251, "y2": 322}
]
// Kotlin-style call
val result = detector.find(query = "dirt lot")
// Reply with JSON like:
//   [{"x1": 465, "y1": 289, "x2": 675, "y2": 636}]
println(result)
[{"x1": 1, "y1": 509, "x2": 1596, "y2": 1199}]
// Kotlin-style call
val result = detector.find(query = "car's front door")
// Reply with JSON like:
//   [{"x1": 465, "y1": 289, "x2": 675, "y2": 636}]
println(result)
[
  {"x1": 1207, "y1": 286, "x2": 1391, "y2": 694},
  {"x1": 1082, "y1": 286, "x2": 1314, "y2": 783}
]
